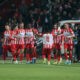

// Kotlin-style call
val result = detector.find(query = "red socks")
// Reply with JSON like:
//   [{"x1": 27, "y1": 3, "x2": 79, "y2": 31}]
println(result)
[
  {"x1": 48, "y1": 53, "x2": 51, "y2": 62},
  {"x1": 16, "y1": 50, "x2": 20, "y2": 58},
  {"x1": 54, "y1": 54, "x2": 57, "y2": 60},
  {"x1": 30, "y1": 54, "x2": 33, "y2": 61},
  {"x1": 42, "y1": 50, "x2": 46, "y2": 60},
  {"x1": 65, "y1": 53, "x2": 68, "y2": 60},
  {"x1": 65, "y1": 53, "x2": 72, "y2": 60},
  {"x1": 11, "y1": 50, "x2": 16, "y2": 61},
  {"x1": 13, "y1": 56, "x2": 16, "y2": 61},
  {"x1": 26, "y1": 53, "x2": 33, "y2": 62},
  {"x1": 69, "y1": 54, "x2": 72, "y2": 60},
  {"x1": 58, "y1": 56, "x2": 61, "y2": 62},
  {"x1": 33, "y1": 50, "x2": 36, "y2": 58},
  {"x1": 26, "y1": 53, "x2": 29, "y2": 62},
  {"x1": 42, "y1": 54, "x2": 46, "y2": 60},
  {"x1": 20, "y1": 53, "x2": 24, "y2": 62},
  {"x1": 3, "y1": 51, "x2": 6, "y2": 61}
]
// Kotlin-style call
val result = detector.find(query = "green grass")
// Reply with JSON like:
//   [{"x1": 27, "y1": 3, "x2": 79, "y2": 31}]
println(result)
[{"x1": 0, "y1": 60, "x2": 80, "y2": 80}]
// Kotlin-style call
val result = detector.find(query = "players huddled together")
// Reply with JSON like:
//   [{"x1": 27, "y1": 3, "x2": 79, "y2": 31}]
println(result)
[{"x1": 1, "y1": 22, "x2": 75, "y2": 65}]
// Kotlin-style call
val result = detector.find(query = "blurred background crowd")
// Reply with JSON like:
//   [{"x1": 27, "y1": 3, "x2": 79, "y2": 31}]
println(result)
[{"x1": 0, "y1": 0, "x2": 80, "y2": 32}]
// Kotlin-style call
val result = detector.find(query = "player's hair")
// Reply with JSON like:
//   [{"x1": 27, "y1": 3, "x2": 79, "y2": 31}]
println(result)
[
  {"x1": 64, "y1": 23, "x2": 70, "y2": 28},
  {"x1": 53, "y1": 23, "x2": 57, "y2": 25},
  {"x1": 53, "y1": 23, "x2": 58, "y2": 28},
  {"x1": 20, "y1": 22, "x2": 24, "y2": 25},
  {"x1": 57, "y1": 23, "x2": 60, "y2": 26},
  {"x1": 64, "y1": 23, "x2": 69, "y2": 26},
  {"x1": 27, "y1": 23, "x2": 32, "y2": 28},
  {"x1": 5, "y1": 24, "x2": 10, "y2": 30},
  {"x1": 19, "y1": 22, "x2": 24, "y2": 29}
]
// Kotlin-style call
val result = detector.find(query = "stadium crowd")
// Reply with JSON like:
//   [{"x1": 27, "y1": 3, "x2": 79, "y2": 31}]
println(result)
[
  {"x1": 0, "y1": 0, "x2": 80, "y2": 64},
  {"x1": 0, "y1": 0, "x2": 80, "y2": 31}
]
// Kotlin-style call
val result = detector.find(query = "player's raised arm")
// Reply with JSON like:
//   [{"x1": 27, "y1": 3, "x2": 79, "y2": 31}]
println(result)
[
  {"x1": 32, "y1": 28, "x2": 39, "y2": 38},
  {"x1": 51, "y1": 24, "x2": 58, "y2": 37}
]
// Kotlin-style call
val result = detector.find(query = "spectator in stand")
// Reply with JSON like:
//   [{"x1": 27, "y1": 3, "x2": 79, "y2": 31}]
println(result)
[
  {"x1": 51, "y1": 0, "x2": 80, "y2": 23},
  {"x1": 42, "y1": 8, "x2": 51, "y2": 32},
  {"x1": 77, "y1": 25, "x2": 80, "y2": 62},
  {"x1": 74, "y1": 26, "x2": 79, "y2": 62},
  {"x1": 0, "y1": 0, "x2": 80, "y2": 32},
  {"x1": 14, "y1": 9, "x2": 20, "y2": 20}
]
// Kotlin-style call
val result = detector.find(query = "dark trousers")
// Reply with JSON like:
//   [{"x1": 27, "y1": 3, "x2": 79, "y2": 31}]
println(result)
[
  {"x1": 77, "y1": 43, "x2": 80, "y2": 60},
  {"x1": 43, "y1": 23, "x2": 50, "y2": 32}
]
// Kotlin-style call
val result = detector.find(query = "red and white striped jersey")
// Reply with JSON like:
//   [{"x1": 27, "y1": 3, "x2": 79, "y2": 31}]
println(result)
[
  {"x1": 51, "y1": 29, "x2": 63, "y2": 44},
  {"x1": 32, "y1": 28, "x2": 38, "y2": 34},
  {"x1": 56, "y1": 34, "x2": 63, "y2": 44},
  {"x1": 43, "y1": 33, "x2": 53, "y2": 48},
  {"x1": 15, "y1": 29, "x2": 19, "y2": 44},
  {"x1": 3, "y1": 30, "x2": 12, "y2": 45},
  {"x1": 63, "y1": 28, "x2": 74, "y2": 44},
  {"x1": 17, "y1": 29, "x2": 25, "y2": 44},
  {"x1": 51, "y1": 29, "x2": 57, "y2": 44},
  {"x1": 11, "y1": 30, "x2": 19, "y2": 45},
  {"x1": 25, "y1": 28, "x2": 34, "y2": 44},
  {"x1": 11, "y1": 31, "x2": 16, "y2": 45}
]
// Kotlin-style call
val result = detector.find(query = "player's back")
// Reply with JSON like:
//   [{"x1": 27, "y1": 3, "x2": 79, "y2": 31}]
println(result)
[{"x1": 43, "y1": 33, "x2": 53, "y2": 48}]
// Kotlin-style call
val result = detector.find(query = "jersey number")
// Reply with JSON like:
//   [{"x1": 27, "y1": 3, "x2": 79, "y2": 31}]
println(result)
[{"x1": 46, "y1": 36, "x2": 49, "y2": 42}]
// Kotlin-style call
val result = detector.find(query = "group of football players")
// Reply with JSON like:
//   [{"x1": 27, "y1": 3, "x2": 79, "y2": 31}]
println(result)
[{"x1": 2, "y1": 22, "x2": 75, "y2": 65}]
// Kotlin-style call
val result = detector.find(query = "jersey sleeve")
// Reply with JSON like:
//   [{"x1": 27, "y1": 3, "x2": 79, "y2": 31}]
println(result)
[
  {"x1": 51, "y1": 30, "x2": 57, "y2": 37},
  {"x1": 70, "y1": 28, "x2": 74, "y2": 36},
  {"x1": 9, "y1": 30, "x2": 14, "y2": 40},
  {"x1": 61, "y1": 34, "x2": 64, "y2": 42},
  {"x1": 35, "y1": 29, "x2": 38, "y2": 34}
]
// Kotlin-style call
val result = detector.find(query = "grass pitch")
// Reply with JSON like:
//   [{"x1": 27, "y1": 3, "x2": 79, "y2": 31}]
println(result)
[{"x1": 0, "y1": 60, "x2": 80, "y2": 80}]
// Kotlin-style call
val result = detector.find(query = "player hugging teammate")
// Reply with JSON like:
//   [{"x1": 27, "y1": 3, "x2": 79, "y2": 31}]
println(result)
[{"x1": 2, "y1": 22, "x2": 74, "y2": 65}]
